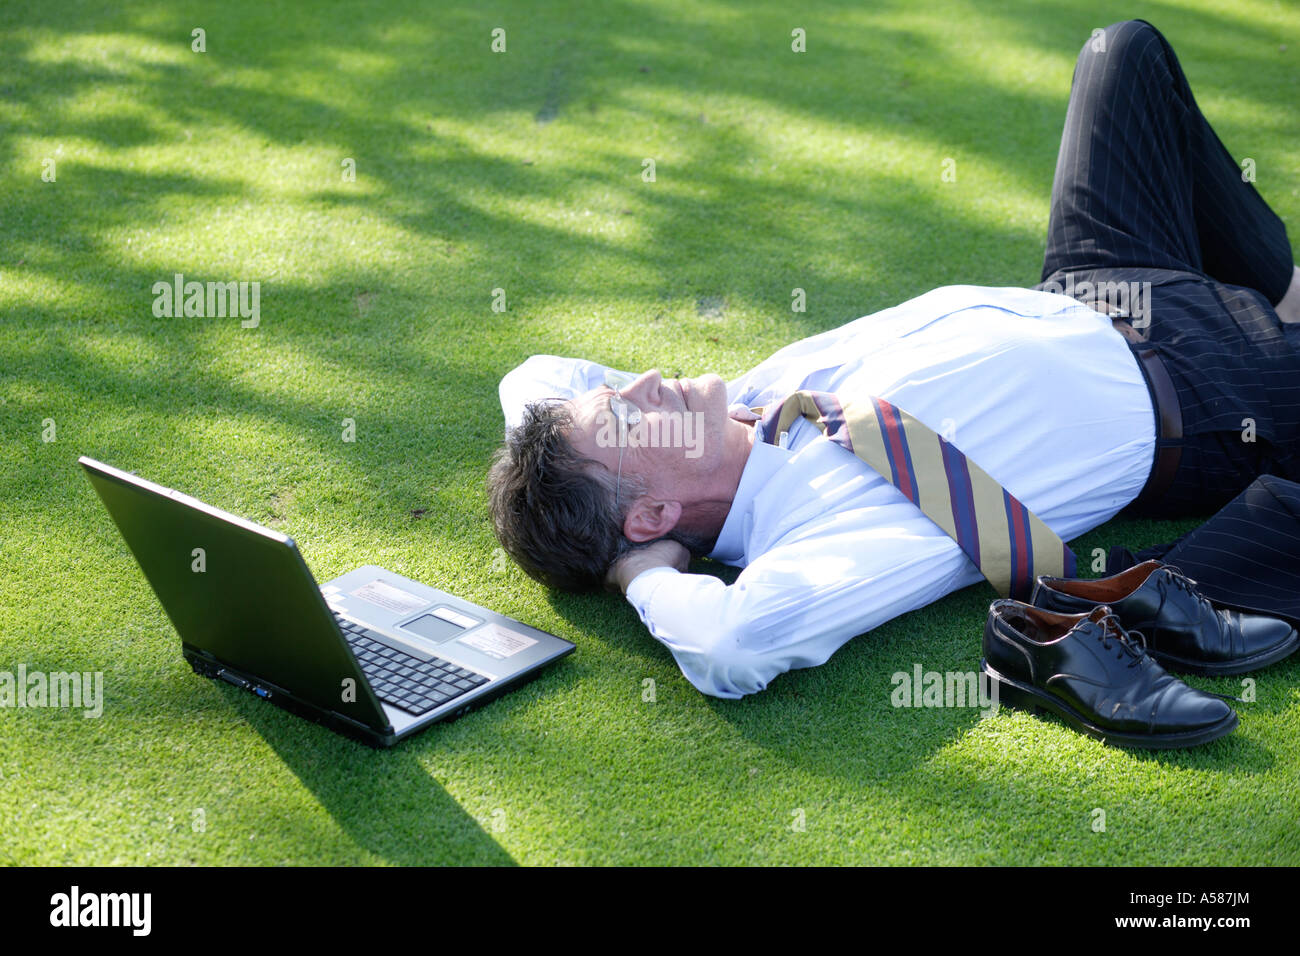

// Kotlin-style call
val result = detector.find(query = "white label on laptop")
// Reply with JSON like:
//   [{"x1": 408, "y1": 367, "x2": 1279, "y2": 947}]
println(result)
[
  {"x1": 458, "y1": 624, "x2": 537, "y2": 660},
  {"x1": 350, "y1": 579, "x2": 427, "y2": 615}
]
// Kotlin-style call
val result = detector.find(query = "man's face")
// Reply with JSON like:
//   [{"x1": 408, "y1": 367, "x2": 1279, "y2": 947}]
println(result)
[{"x1": 565, "y1": 369, "x2": 733, "y2": 509}]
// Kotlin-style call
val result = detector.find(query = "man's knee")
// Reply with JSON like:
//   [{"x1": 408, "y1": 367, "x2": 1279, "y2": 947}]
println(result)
[{"x1": 1078, "y1": 19, "x2": 1168, "y2": 73}]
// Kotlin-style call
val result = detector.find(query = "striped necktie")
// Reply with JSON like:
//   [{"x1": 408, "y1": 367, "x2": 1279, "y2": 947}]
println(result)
[{"x1": 754, "y1": 390, "x2": 1075, "y2": 599}]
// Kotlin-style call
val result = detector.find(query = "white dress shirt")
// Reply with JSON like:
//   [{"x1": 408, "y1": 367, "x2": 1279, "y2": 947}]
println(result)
[{"x1": 498, "y1": 285, "x2": 1156, "y2": 698}]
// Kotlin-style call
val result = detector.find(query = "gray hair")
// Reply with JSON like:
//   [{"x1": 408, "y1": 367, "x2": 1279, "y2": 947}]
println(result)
[{"x1": 487, "y1": 399, "x2": 640, "y2": 591}]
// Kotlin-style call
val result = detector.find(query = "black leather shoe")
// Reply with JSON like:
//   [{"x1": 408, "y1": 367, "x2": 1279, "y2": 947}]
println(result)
[
  {"x1": 981, "y1": 600, "x2": 1238, "y2": 749},
  {"x1": 1031, "y1": 560, "x2": 1299, "y2": 676}
]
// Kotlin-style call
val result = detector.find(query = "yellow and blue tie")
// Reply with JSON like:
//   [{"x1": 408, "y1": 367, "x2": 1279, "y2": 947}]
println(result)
[{"x1": 754, "y1": 390, "x2": 1075, "y2": 599}]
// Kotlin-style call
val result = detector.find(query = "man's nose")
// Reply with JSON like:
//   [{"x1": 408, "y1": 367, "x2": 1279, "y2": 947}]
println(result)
[{"x1": 624, "y1": 368, "x2": 663, "y2": 406}]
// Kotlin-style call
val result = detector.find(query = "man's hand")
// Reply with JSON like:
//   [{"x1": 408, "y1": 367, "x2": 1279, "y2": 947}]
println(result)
[{"x1": 606, "y1": 539, "x2": 691, "y2": 594}]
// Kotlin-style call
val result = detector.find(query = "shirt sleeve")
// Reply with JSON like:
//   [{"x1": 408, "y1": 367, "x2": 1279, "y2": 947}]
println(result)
[{"x1": 624, "y1": 521, "x2": 977, "y2": 699}]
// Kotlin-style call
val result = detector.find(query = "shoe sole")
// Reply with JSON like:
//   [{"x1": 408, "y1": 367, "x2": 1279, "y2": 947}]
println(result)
[
  {"x1": 1149, "y1": 627, "x2": 1300, "y2": 677},
  {"x1": 979, "y1": 659, "x2": 1239, "y2": 750}
]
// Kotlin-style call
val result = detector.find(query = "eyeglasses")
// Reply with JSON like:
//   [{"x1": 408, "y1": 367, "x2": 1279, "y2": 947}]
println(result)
[{"x1": 604, "y1": 370, "x2": 642, "y2": 507}]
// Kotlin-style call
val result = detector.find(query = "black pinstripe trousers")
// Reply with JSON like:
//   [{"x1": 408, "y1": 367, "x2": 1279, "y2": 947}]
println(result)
[
  {"x1": 1108, "y1": 474, "x2": 1300, "y2": 625},
  {"x1": 1035, "y1": 19, "x2": 1300, "y2": 517}
]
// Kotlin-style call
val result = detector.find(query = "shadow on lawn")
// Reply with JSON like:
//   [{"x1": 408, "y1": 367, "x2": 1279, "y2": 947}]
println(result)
[
  {"x1": 6, "y1": 0, "x2": 1291, "y2": 351},
  {"x1": 2, "y1": 0, "x2": 1296, "y2": 860},
  {"x1": 3, "y1": 0, "x2": 1292, "y2": 475},
  {"x1": 3, "y1": 0, "x2": 1292, "y2": 510},
  {"x1": 229, "y1": 691, "x2": 523, "y2": 866},
  {"x1": 703, "y1": 620, "x2": 1283, "y2": 785},
  {"x1": 552, "y1": 555, "x2": 1292, "y2": 784}
]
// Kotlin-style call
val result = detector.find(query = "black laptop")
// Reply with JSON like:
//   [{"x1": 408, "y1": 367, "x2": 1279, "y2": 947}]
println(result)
[{"x1": 80, "y1": 456, "x2": 574, "y2": 747}]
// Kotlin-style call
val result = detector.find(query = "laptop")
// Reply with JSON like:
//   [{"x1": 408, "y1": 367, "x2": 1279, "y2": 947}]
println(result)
[{"x1": 79, "y1": 456, "x2": 575, "y2": 747}]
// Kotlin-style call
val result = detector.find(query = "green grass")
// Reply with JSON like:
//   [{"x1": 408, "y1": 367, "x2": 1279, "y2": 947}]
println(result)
[{"x1": 3, "y1": 0, "x2": 1299, "y2": 865}]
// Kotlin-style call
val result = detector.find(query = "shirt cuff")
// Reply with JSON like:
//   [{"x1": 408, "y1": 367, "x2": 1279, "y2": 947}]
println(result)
[{"x1": 624, "y1": 565, "x2": 681, "y2": 608}]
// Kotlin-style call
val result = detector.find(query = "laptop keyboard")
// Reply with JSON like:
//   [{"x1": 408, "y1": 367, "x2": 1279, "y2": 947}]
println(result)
[{"x1": 332, "y1": 611, "x2": 490, "y2": 716}]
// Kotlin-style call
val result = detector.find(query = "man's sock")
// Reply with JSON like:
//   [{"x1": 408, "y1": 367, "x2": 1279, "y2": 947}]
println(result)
[{"x1": 1275, "y1": 265, "x2": 1300, "y2": 324}]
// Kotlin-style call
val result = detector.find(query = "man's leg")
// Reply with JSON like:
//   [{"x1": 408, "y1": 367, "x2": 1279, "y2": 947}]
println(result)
[
  {"x1": 1039, "y1": 19, "x2": 1295, "y2": 304},
  {"x1": 1038, "y1": 20, "x2": 1300, "y2": 517}
]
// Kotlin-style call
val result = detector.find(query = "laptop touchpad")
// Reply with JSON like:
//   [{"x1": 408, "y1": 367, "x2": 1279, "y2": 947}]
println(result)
[{"x1": 401, "y1": 608, "x2": 477, "y2": 643}]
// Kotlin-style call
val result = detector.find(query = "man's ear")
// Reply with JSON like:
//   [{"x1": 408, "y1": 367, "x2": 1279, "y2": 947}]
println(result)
[{"x1": 623, "y1": 497, "x2": 682, "y2": 543}]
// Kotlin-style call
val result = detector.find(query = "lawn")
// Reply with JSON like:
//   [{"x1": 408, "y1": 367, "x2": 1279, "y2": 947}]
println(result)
[{"x1": 2, "y1": 0, "x2": 1298, "y2": 865}]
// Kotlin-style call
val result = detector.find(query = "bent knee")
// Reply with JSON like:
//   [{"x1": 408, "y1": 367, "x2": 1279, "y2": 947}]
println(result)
[{"x1": 1078, "y1": 19, "x2": 1167, "y2": 71}]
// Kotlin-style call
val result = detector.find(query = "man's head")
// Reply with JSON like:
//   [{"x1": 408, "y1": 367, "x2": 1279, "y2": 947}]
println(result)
[{"x1": 488, "y1": 369, "x2": 753, "y2": 591}]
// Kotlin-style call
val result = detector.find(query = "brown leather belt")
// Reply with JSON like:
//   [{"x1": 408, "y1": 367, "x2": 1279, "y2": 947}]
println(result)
[{"x1": 1110, "y1": 318, "x2": 1182, "y2": 509}]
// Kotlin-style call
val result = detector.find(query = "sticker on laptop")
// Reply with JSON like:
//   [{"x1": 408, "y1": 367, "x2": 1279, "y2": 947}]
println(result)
[
  {"x1": 350, "y1": 579, "x2": 427, "y2": 615},
  {"x1": 458, "y1": 624, "x2": 538, "y2": 660}
]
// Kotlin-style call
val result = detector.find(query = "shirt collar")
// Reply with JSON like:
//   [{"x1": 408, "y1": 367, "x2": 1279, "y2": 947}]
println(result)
[{"x1": 708, "y1": 437, "x2": 789, "y2": 563}]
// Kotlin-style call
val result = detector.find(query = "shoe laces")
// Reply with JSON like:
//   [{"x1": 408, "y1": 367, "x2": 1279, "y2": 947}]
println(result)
[
  {"x1": 1155, "y1": 563, "x2": 1215, "y2": 621},
  {"x1": 1094, "y1": 608, "x2": 1148, "y2": 666},
  {"x1": 1163, "y1": 564, "x2": 1201, "y2": 597}
]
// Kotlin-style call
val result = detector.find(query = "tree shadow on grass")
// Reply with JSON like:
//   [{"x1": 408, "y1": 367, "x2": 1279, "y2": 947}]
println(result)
[
  {"x1": 4, "y1": 0, "x2": 1293, "y2": 441},
  {"x1": 3, "y1": 0, "x2": 1297, "y2": 863}
]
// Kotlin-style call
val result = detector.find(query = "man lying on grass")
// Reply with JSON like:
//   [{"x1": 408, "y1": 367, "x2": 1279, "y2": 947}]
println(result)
[{"x1": 488, "y1": 19, "x2": 1300, "y2": 701}]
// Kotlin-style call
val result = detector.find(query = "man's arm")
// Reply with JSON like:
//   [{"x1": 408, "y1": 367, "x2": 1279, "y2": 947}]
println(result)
[
  {"x1": 606, "y1": 539, "x2": 691, "y2": 593},
  {"x1": 611, "y1": 518, "x2": 980, "y2": 699}
]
